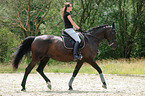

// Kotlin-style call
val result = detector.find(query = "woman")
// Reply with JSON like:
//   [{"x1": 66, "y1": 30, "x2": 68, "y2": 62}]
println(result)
[{"x1": 61, "y1": 2, "x2": 83, "y2": 61}]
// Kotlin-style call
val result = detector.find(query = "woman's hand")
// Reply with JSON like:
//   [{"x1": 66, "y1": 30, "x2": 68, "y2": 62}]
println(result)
[{"x1": 76, "y1": 28, "x2": 84, "y2": 32}]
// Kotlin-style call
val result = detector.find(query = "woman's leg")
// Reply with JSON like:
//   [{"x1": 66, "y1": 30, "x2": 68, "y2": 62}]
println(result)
[
  {"x1": 65, "y1": 28, "x2": 81, "y2": 43},
  {"x1": 65, "y1": 28, "x2": 82, "y2": 60}
]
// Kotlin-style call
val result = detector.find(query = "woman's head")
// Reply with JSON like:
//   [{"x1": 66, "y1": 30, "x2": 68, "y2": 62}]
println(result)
[
  {"x1": 65, "y1": 2, "x2": 72, "y2": 12},
  {"x1": 61, "y1": 2, "x2": 72, "y2": 19},
  {"x1": 64, "y1": 2, "x2": 71, "y2": 7}
]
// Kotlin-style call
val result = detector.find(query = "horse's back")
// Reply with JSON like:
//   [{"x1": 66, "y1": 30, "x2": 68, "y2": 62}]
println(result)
[
  {"x1": 35, "y1": 35, "x2": 62, "y2": 41},
  {"x1": 32, "y1": 35, "x2": 62, "y2": 53},
  {"x1": 31, "y1": 35, "x2": 73, "y2": 61}
]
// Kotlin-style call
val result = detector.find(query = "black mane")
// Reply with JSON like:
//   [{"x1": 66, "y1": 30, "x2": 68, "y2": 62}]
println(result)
[{"x1": 87, "y1": 25, "x2": 108, "y2": 32}]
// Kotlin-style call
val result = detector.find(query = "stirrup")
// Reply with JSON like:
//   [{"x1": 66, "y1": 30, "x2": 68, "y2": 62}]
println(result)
[
  {"x1": 73, "y1": 55, "x2": 79, "y2": 61},
  {"x1": 78, "y1": 55, "x2": 83, "y2": 60},
  {"x1": 73, "y1": 55, "x2": 83, "y2": 61}
]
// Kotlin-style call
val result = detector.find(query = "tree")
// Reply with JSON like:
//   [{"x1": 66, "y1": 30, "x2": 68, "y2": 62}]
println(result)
[
  {"x1": 1, "y1": 0, "x2": 52, "y2": 38},
  {"x1": 106, "y1": 0, "x2": 145, "y2": 58},
  {"x1": 118, "y1": 0, "x2": 144, "y2": 58},
  {"x1": 133, "y1": 0, "x2": 145, "y2": 57},
  {"x1": 0, "y1": 27, "x2": 20, "y2": 62}
]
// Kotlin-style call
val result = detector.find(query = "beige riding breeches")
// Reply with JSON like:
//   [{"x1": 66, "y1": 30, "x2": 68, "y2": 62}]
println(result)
[{"x1": 65, "y1": 28, "x2": 81, "y2": 43}]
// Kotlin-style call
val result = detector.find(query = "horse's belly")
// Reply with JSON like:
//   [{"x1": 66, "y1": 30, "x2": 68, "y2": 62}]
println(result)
[
  {"x1": 51, "y1": 53, "x2": 73, "y2": 62},
  {"x1": 48, "y1": 43, "x2": 74, "y2": 62}
]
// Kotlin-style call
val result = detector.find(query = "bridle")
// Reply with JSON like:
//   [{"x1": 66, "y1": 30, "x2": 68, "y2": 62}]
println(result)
[{"x1": 108, "y1": 28, "x2": 117, "y2": 47}]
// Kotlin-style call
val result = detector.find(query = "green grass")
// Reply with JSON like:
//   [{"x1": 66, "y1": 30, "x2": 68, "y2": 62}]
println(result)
[
  {"x1": 0, "y1": 58, "x2": 145, "y2": 75},
  {"x1": 99, "y1": 58, "x2": 145, "y2": 75}
]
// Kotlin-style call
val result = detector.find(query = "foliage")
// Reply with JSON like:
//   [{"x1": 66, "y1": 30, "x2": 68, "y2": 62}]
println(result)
[
  {"x1": 0, "y1": 0, "x2": 52, "y2": 38},
  {"x1": 0, "y1": 27, "x2": 20, "y2": 63}
]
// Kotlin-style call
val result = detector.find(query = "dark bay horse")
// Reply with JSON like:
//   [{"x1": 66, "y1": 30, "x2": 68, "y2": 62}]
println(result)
[{"x1": 12, "y1": 23, "x2": 117, "y2": 91}]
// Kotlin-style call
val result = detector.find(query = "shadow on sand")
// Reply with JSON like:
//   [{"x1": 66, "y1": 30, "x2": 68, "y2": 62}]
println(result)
[
  {"x1": 16, "y1": 89, "x2": 123, "y2": 95},
  {"x1": 40, "y1": 90, "x2": 122, "y2": 94}
]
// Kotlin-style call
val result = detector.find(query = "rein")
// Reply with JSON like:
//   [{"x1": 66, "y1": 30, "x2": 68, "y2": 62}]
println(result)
[
  {"x1": 81, "y1": 31, "x2": 101, "y2": 42},
  {"x1": 85, "y1": 33, "x2": 101, "y2": 41}
]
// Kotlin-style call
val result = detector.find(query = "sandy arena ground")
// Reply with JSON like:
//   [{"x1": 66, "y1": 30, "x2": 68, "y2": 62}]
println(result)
[{"x1": 0, "y1": 73, "x2": 145, "y2": 96}]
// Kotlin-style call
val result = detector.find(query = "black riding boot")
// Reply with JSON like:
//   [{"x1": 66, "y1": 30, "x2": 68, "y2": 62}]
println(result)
[{"x1": 73, "y1": 41, "x2": 80, "y2": 61}]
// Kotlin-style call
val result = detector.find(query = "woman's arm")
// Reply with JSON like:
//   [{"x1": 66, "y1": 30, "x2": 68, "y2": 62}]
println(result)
[{"x1": 67, "y1": 15, "x2": 80, "y2": 29}]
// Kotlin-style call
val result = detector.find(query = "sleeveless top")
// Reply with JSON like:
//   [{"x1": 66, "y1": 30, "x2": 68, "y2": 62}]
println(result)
[{"x1": 63, "y1": 12, "x2": 73, "y2": 29}]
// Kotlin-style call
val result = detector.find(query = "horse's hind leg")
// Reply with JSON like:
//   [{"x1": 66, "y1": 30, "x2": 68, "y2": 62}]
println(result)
[
  {"x1": 36, "y1": 57, "x2": 51, "y2": 90},
  {"x1": 21, "y1": 60, "x2": 38, "y2": 91}
]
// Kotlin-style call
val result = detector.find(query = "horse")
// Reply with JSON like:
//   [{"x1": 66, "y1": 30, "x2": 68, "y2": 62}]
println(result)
[{"x1": 12, "y1": 23, "x2": 117, "y2": 91}]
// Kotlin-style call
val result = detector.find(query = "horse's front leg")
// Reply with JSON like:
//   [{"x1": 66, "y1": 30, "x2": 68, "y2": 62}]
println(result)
[
  {"x1": 99, "y1": 73, "x2": 107, "y2": 89},
  {"x1": 87, "y1": 60, "x2": 107, "y2": 89},
  {"x1": 68, "y1": 60, "x2": 84, "y2": 90}
]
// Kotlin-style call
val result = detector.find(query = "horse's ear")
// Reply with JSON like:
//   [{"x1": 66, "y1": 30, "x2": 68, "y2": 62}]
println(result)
[{"x1": 112, "y1": 22, "x2": 115, "y2": 29}]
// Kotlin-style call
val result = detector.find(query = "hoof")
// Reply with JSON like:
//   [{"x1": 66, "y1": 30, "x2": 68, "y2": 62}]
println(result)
[
  {"x1": 47, "y1": 82, "x2": 52, "y2": 90},
  {"x1": 68, "y1": 86, "x2": 73, "y2": 90},
  {"x1": 21, "y1": 88, "x2": 26, "y2": 91},
  {"x1": 102, "y1": 84, "x2": 107, "y2": 89}
]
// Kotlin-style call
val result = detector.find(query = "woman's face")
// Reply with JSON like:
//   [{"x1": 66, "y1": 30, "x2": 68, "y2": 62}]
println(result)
[{"x1": 68, "y1": 4, "x2": 72, "y2": 11}]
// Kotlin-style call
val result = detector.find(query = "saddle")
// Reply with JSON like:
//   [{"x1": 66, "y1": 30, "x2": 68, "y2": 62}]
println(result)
[{"x1": 62, "y1": 31, "x2": 85, "y2": 50}]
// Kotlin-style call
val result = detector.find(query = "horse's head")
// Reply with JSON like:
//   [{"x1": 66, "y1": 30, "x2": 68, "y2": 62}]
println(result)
[
  {"x1": 105, "y1": 23, "x2": 117, "y2": 50},
  {"x1": 86, "y1": 23, "x2": 117, "y2": 50}
]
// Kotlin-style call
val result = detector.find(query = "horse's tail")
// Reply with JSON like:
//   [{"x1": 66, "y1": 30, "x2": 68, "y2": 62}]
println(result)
[{"x1": 12, "y1": 36, "x2": 35, "y2": 70}]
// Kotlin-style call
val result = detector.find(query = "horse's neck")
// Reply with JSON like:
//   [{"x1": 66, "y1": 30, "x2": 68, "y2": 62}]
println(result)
[
  {"x1": 84, "y1": 30, "x2": 105, "y2": 52},
  {"x1": 85, "y1": 26, "x2": 112, "y2": 50},
  {"x1": 85, "y1": 33, "x2": 102, "y2": 49},
  {"x1": 86, "y1": 31, "x2": 104, "y2": 43}
]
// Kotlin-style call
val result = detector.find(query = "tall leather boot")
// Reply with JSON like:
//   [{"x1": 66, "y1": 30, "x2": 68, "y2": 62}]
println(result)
[{"x1": 73, "y1": 41, "x2": 79, "y2": 61}]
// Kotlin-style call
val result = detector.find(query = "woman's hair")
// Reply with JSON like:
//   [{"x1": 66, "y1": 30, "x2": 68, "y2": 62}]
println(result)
[{"x1": 60, "y1": 2, "x2": 71, "y2": 19}]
